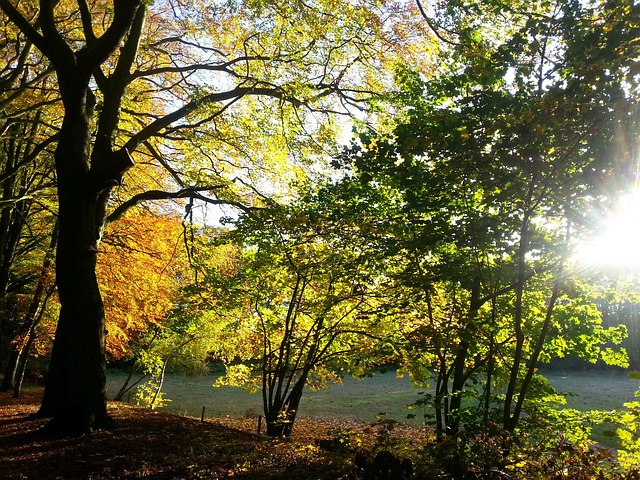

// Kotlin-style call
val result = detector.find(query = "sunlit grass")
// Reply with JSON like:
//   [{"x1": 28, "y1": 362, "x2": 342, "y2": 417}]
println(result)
[{"x1": 107, "y1": 369, "x2": 639, "y2": 438}]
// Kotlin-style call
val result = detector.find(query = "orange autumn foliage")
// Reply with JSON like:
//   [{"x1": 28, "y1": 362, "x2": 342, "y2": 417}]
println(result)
[{"x1": 97, "y1": 212, "x2": 189, "y2": 361}]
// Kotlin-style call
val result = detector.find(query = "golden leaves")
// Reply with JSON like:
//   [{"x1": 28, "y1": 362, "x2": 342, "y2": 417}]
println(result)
[{"x1": 98, "y1": 211, "x2": 189, "y2": 360}]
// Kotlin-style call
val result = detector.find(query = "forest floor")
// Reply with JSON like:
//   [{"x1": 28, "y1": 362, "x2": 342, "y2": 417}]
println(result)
[{"x1": 0, "y1": 390, "x2": 425, "y2": 479}]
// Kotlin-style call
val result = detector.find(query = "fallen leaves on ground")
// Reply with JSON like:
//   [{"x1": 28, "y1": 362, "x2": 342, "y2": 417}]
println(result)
[{"x1": 0, "y1": 391, "x2": 426, "y2": 479}]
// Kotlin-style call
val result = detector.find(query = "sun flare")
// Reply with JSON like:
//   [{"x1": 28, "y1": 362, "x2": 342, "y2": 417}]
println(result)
[{"x1": 573, "y1": 192, "x2": 640, "y2": 269}]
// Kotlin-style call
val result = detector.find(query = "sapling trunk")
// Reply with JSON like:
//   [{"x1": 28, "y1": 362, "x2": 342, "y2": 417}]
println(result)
[
  {"x1": 509, "y1": 281, "x2": 561, "y2": 430},
  {"x1": 150, "y1": 361, "x2": 168, "y2": 410},
  {"x1": 14, "y1": 285, "x2": 56, "y2": 398}
]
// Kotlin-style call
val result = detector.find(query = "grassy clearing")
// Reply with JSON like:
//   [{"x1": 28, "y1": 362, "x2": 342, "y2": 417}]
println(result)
[
  {"x1": 541, "y1": 369, "x2": 639, "y2": 412},
  {"x1": 106, "y1": 370, "x2": 423, "y2": 424},
  {"x1": 107, "y1": 368, "x2": 639, "y2": 428}
]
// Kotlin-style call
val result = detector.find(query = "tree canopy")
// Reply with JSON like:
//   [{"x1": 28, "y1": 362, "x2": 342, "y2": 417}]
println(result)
[{"x1": 0, "y1": 0, "x2": 640, "y2": 474}]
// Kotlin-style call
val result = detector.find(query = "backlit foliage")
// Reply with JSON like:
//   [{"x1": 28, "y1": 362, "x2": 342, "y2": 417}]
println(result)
[{"x1": 98, "y1": 211, "x2": 189, "y2": 361}]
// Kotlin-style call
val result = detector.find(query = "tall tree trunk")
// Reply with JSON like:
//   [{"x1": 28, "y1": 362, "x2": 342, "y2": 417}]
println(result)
[
  {"x1": 0, "y1": 0, "x2": 144, "y2": 435},
  {"x1": 503, "y1": 211, "x2": 531, "y2": 430},
  {"x1": 38, "y1": 95, "x2": 114, "y2": 433},
  {"x1": 483, "y1": 298, "x2": 498, "y2": 424},
  {"x1": 39, "y1": 181, "x2": 112, "y2": 433},
  {"x1": 508, "y1": 279, "x2": 562, "y2": 431}
]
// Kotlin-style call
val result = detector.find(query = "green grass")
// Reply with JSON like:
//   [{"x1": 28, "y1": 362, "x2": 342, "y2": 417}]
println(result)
[
  {"x1": 107, "y1": 368, "x2": 639, "y2": 429},
  {"x1": 540, "y1": 368, "x2": 639, "y2": 447},
  {"x1": 106, "y1": 370, "x2": 423, "y2": 424},
  {"x1": 541, "y1": 369, "x2": 639, "y2": 412}
]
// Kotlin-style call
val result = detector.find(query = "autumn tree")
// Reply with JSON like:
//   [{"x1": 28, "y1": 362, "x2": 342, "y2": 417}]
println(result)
[
  {"x1": 0, "y1": 0, "x2": 427, "y2": 433},
  {"x1": 98, "y1": 210, "x2": 188, "y2": 361},
  {"x1": 98, "y1": 209, "x2": 198, "y2": 405}
]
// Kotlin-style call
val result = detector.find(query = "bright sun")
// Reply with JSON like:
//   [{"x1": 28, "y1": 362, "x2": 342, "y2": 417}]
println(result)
[{"x1": 573, "y1": 192, "x2": 640, "y2": 269}]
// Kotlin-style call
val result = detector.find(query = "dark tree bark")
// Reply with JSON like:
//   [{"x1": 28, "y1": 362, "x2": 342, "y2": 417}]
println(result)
[
  {"x1": 0, "y1": 0, "x2": 143, "y2": 434},
  {"x1": 37, "y1": 109, "x2": 136, "y2": 432},
  {"x1": 264, "y1": 368, "x2": 310, "y2": 437},
  {"x1": 433, "y1": 351, "x2": 451, "y2": 440},
  {"x1": 503, "y1": 207, "x2": 532, "y2": 431},
  {"x1": 447, "y1": 277, "x2": 482, "y2": 436},
  {"x1": 260, "y1": 274, "x2": 324, "y2": 438},
  {"x1": 507, "y1": 281, "x2": 561, "y2": 431},
  {"x1": 38, "y1": 168, "x2": 112, "y2": 431}
]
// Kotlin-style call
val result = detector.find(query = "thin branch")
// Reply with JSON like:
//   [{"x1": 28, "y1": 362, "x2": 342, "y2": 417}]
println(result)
[
  {"x1": 0, "y1": 40, "x2": 33, "y2": 90},
  {"x1": 0, "y1": 67, "x2": 56, "y2": 112},
  {"x1": 0, "y1": 133, "x2": 58, "y2": 184},
  {"x1": 146, "y1": 36, "x2": 227, "y2": 58},
  {"x1": 129, "y1": 56, "x2": 273, "y2": 80},
  {"x1": 415, "y1": 0, "x2": 460, "y2": 46},
  {"x1": 0, "y1": 1, "x2": 47, "y2": 57},
  {"x1": 0, "y1": 194, "x2": 34, "y2": 206},
  {"x1": 142, "y1": 141, "x2": 184, "y2": 186}
]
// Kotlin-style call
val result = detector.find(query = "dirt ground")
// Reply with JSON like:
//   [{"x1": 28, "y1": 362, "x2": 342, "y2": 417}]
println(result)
[{"x1": 0, "y1": 391, "x2": 389, "y2": 479}]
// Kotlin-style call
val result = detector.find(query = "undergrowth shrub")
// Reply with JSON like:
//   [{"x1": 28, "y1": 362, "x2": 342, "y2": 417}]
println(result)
[
  {"x1": 339, "y1": 414, "x2": 640, "y2": 480},
  {"x1": 134, "y1": 379, "x2": 170, "y2": 409}
]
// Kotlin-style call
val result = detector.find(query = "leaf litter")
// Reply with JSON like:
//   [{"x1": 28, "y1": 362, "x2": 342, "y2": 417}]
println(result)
[{"x1": 0, "y1": 391, "x2": 426, "y2": 479}]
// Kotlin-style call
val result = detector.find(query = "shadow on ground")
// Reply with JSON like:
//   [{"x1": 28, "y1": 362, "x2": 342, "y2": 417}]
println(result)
[{"x1": 0, "y1": 392, "x2": 353, "y2": 479}]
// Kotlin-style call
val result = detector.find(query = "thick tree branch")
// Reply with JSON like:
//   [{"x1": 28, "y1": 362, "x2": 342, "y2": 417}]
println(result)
[
  {"x1": 77, "y1": 0, "x2": 142, "y2": 76},
  {"x1": 77, "y1": 0, "x2": 96, "y2": 44},
  {"x1": 38, "y1": 0, "x2": 75, "y2": 67},
  {"x1": 112, "y1": 5, "x2": 146, "y2": 81},
  {"x1": 89, "y1": 148, "x2": 134, "y2": 192},
  {"x1": 106, "y1": 186, "x2": 249, "y2": 225},
  {"x1": 93, "y1": 4, "x2": 146, "y2": 154},
  {"x1": 123, "y1": 85, "x2": 300, "y2": 152}
]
